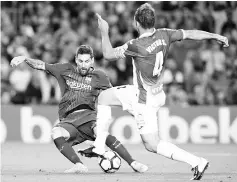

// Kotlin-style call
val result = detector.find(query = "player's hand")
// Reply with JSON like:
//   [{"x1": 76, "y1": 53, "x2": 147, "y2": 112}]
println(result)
[
  {"x1": 96, "y1": 13, "x2": 109, "y2": 34},
  {"x1": 10, "y1": 56, "x2": 26, "y2": 67},
  {"x1": 217, "y1": 35, "x2": 229, "y2": 47}
]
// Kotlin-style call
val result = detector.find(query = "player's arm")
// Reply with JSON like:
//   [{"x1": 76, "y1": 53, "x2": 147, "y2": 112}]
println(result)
[
  {"x1": 96, "y1": 13, "x2": 127, "y2": 61},
  {"x1": 164, "y1": 28, "x2": 228, "y2": 47},
  {"x1": 10, "y1": 56, "x2": 46, "y2": 70},
  {"x1": 182, "y1": 30, "x2": 229, "y2": 47},
  {"x1": 10, "y1": 56, "x2": 68, "y2": 77},
  {"x1": 101, "y1": 33, "x2": 118, "y2": 60},
  {"x1": 96, "y1": 70, "x2": 113, "y2": 91},
  {"x1": 25, "y1": 58, "x2": 46, "y2": 70}
]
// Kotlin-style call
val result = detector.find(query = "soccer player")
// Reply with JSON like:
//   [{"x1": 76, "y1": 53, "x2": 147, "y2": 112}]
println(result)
[
  {"x1": 10, "y1": 45, "x2": 148, "y2": 173},
  {"x1": 92, "y1": 3, "x2": 229, "y2": 180}
]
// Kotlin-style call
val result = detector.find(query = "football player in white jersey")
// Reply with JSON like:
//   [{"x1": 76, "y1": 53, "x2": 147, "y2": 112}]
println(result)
[{"x1": 92, "y1": 3, "x2": 228, "y2": 180}]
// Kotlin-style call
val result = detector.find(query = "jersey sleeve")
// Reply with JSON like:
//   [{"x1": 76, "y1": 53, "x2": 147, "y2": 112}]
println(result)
[
  {"x1": 96, "y1": 70, "x2": 112, "y2": 90},
  {"x1": 161, "y1": 28, "x2": 184, "y2": 43},
  {"x1": 45, "y1": 63, "x2": 71, "y2": 77},
  {"x1": 114, "y1": 40, "x2": 139, "y2": 59}
]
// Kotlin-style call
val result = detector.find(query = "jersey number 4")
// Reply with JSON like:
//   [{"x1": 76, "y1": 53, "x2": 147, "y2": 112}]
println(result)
[{"x1": 153, "y1": 51, "x2": 164, "y2": 76}]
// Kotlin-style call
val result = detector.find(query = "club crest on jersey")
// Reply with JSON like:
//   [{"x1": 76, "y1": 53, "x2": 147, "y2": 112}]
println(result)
[
  {"x1": 66, "y1": 80, "x2": 92, "y2": 91},
  {"x1": 146, "y1": 39, "x2": 167, "y2": 53},
  {"x1": 85, "y1": 76, "x2": 92, "y2": 83}
]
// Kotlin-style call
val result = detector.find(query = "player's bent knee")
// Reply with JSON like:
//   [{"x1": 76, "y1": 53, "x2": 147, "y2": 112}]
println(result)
[
  {"x1": 51, "y1": 126, "x2": 70, "y2": 141},
  {"x1": 141, "y1": 133, "x2": 160, "y2": 153},
  {"x1": 98, "y1": 88, "x2": 121, "y2": 106},
  {"x1": 143, "y1": 142, "x2": 157, "y2": 153}
]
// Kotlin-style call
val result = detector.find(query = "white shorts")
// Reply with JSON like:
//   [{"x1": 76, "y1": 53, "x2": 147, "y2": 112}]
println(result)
[{"x1": 113, "y1": 85, "x2": 166, "y2": 134}]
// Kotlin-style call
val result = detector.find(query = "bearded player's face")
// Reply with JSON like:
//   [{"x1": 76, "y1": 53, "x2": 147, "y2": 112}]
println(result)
[{"x1": 75, "y1": 54, "x2": 94, "y2": 76}]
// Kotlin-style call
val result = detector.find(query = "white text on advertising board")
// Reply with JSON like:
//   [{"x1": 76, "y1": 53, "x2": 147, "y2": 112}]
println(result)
[{"x1": 0, "y1": 106, "x2": 237, "y2": 144}]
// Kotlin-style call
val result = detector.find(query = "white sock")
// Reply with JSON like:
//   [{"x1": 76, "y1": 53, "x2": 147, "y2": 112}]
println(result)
[
  {"x1": 93, "y1": 105, "x2": 112, "y2": 150},
  {"x1": 156, "y1": 140, "x2": 200, "y2": 168}
]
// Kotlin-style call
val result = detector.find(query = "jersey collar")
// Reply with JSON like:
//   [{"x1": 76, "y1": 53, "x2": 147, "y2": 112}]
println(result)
[
  {"x1": 139, "y1": 28, "x2": 156, "y2": 38},
  {"x1": 89, "y1": 67, "x2": 94, "y2": 73},
  {"x1": 75, "y1": 66, "x2": 94, "y2": 73}
]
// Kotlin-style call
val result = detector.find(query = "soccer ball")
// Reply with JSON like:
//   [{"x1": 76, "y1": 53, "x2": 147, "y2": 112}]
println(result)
[{"x1": 98, "y1": 150, "x2": 121, "y2": 173}]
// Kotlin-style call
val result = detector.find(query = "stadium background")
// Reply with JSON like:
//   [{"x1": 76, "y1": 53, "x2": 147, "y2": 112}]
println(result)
[{"x1": 1, "y1": 1, "x2": 237, "y2": 182}]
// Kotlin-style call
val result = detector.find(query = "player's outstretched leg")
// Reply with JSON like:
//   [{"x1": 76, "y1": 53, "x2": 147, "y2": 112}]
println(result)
[
  {"x1": 93, "y1": 105, "x2": 112, "y2": 155},
  {"x1": 78, "y1": 134, "x2": 148, "y2": 173},
  {"x1": 51, "y1": 126, "x2": 88, "y2": 173},
  {"x1": 136, "y1": 103, "x2": 209, "y2": 180},
  {"x1": 106, "y1": 134, "x2": 148, "y2": 173},
  {"x1": 141, "y1": 132, "x2": 209, "y2": 180},
  {"x1": 93, "y1": 88, "x2": 123, "y2": 155},
  {"x1": 155, "y1": 140, "x2": 209, "y2": 180}
]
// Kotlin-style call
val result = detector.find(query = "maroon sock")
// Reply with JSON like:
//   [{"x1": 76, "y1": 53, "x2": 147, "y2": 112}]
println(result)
[
  {"x1": 54, "y1": 137, "x2": 82, "y2": 164},
  {"x1": 106, "y1": 135, "x2": 134, "y2": 165}
]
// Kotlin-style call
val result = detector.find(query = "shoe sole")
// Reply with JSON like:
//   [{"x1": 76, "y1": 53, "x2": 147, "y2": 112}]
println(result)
[
  {"x1": 196, "y1": 162, "x2": 209, "y2": 180},
  {"x1": 139, "y1": 167, "x2": 149, "y2": 173},
  {"x1": 133, "y1": 167, "x2": 148, "y2": 173},
  {"x1": 191, "y1": 162, "x2": 209, "y2": 180},
  {"x1": 131, "y1": 164, "x2": 148, "y2": 173}
]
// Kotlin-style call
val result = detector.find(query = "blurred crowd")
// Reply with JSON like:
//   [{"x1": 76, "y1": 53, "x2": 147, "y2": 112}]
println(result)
[{"x1": 1, "y1": 1, "x2": 237, "y2": 106}]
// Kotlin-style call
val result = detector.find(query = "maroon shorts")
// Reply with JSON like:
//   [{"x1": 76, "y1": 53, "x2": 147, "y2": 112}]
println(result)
[
  {"x1": 60, "y1": 109, "x2": 97, "y2": 128},
  {"x1": 55, "y1": 121, "x2": 96, "y2": 146}
]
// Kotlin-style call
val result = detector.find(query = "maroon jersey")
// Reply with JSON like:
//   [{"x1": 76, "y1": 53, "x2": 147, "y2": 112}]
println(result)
[
  {"x1": 45, "y1": 63, "x2": 112, "y2": 124},
  {"x1": 114, "y1": 28, "x2": 184, "y2": 103}
]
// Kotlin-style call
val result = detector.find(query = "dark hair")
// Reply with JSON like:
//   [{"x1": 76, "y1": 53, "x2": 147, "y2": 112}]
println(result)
[
  {"x1": 134, "y1": 3, "x2": 155, "y2": 29},
  {"x1": 76, "y1": 45, "x2": 94, "y2": 58}
]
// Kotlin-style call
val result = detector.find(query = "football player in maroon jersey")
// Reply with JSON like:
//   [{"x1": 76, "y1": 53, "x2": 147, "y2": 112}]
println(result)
[{"x1": 11, "y1": 45, "x2": 148, "y2": 173}]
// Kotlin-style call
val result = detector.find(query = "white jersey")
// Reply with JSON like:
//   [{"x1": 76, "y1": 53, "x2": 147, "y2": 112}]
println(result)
[{"x1": 115, "y1": 28, "x2": 184, "y2": 104}]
